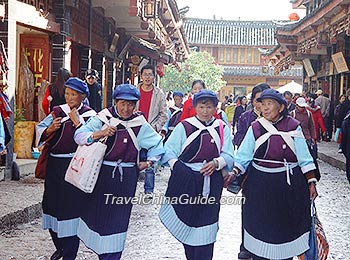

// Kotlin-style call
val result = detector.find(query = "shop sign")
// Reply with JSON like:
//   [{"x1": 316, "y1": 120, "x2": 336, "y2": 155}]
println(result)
[
  {"x1": 20, "y1": 34, "x2": 49, "y2": 89},
  {"x1": 302, "y1": 58, "x2": 315, "y2": 77},
  {"x1": 331, "y1": 52, "x2": 349, "y2": 74}
]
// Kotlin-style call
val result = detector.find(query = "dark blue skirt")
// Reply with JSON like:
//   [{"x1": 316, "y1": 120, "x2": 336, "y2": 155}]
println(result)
[
  {"x1": 42, "y1": 155, "x2": 86, "y2": 238},
  {"x1": 242, "y1": 163, "x2": 311, "y2": 259},
  {"x1": 159, "y1": 160, "x2": 223, "y2": 246},
  {"x1": 77, "y1": 164, "x2": 139, "y2": 255}
]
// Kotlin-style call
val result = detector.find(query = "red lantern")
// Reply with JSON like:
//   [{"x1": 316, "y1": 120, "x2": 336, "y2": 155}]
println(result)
[
  {"x1": 288, "y1": 12, "x2": 300, "y2": 21},
  {"x1": 156, "y1": 63, "x2": 165, "y2": 77}
]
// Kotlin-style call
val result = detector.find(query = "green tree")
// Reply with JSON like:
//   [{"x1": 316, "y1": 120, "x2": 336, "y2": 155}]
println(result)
[{"x1": 160, "y1": 51, "x2": 226, "y2": 93}]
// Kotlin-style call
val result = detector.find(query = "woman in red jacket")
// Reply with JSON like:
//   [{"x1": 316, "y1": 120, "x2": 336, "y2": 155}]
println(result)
[
  {"x1": 307, "y1": 97, "x2": 326, "y2": 141},
  {"x1": 180, "y1": 80, "x2": 206, "y2": 120}
]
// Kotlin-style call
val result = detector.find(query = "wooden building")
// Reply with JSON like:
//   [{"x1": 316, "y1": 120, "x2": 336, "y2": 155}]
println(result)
[
  {"x1": 270, "y1": 0, "x2": 350, "y2": 108},
  {"x1": 184, "y1": 18, "x2": 303, "y2": 100},
  {"x1": 0, "y1": 0, "x2": 188, "y2": 179},
  {"x1": 0, "y1": 0, "x2": 189, "y2": 121}
]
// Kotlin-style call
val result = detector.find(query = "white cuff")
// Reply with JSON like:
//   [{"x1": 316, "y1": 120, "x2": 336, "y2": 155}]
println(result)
[
  {"x1": 214, "y1": 156, "x2": 227, "y2": 170},
  {"x1": 307, "y1": 178, "x2": 317, "y2": 183},
  {"x1": 301, "y1": 163, "x2": 316, "y2": 174}
]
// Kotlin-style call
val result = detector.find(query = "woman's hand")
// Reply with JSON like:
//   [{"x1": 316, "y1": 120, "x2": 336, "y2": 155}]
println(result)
[
  {"x1": 68, "y1": 108, "x2": 81, "y2": 127},
  {"x1": 138, "y1": 161, "x2": 150, "y2": 171},
  {"x1": 100, "y1": 126, "x2": 116, "y2": 137},
  {"x1": 223, "y1": 174, "x2": 236, "y2": 188},
  {"x1": 46, "y1": 117, "x2": 62, "y2": 134},
  {"x1": 309, "y1": 183, "x2": 318, "y2": 200},
  {"x1": 200, "y1": 161, "x2": 216, "y2": 176}
]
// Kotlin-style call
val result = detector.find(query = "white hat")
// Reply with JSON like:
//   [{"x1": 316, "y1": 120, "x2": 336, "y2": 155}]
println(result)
[
  {"x1": 296, "y1": 97, "x2": 307, "y2": 107},
  {"x1": 315, "y1": 89, "x2": 323, "y2": 95}
]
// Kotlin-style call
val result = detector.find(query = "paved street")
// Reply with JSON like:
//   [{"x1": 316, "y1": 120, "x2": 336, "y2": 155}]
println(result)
[{"x1": 0, "y1": 160, "x2": 349, "y2": 260}]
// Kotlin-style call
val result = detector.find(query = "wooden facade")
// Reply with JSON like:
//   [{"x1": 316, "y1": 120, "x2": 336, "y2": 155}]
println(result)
[
  {"x1": 0, "y1": 0, "x2": 189, "y2": 178},
  {"x1": 271, "y1": 0, "x2": 350, "y2": 112},
  {"x1": 184, "y1": 18, "x2": 303, "y2": 101}
]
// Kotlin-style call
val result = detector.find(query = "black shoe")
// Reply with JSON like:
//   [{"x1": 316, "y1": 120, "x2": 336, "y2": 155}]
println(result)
[
  {"x1": 50, "y1": 250, "x2": 63, "y2": 260},
  {"x1": 238, "y1": 250, "x2": 252, "y2": 259}
]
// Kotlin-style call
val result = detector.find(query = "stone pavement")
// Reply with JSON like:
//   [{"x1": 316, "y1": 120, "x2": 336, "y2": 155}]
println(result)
[
  {"x1": 0, "y1": 160, "x2": 349, "y2": 260},
  {"x1": 0, "y1": 141, "x2": 349, "y2": 259}
]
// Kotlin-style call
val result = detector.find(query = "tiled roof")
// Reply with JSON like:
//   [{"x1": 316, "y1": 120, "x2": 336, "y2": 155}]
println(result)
[
  {"x1": 223, "y1": 65, "x2": 303, "y2": 77},
  {"x1": 184, "y1": 18, "x2": 278, "y2": 46}
]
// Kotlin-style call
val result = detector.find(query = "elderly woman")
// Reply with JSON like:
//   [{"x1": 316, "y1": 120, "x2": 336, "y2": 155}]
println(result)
[
  {"x1": 36, "y1": 77, "x2": 96, "y2": 260},
  {"x1": 74, "y1": 84, "x2": 164, "y2": 260},
  {"x1": 160, "y1": 89, "x2": 234, "y2": 260},
  {"x1": 225, "y1": 89, "x2": 318, "y2": 260}
]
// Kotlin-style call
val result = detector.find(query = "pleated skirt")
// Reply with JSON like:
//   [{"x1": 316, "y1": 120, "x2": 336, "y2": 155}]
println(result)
[
  {"x1": 77, "y1": 164, "x2": 139, "y2": 255},
  {"x1": 242, "y1": 164, "x2": 311, "y2": 259},
  {"x1": 159, "y1": 160, "x2": 224, "y2": 246},
  {"x1": 42, "y1": 155, "x2": 86, "y2": 238}
]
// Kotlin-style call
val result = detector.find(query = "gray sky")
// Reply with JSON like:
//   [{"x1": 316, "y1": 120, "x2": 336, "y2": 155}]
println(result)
[{"x1": 177, "y1": 0, "x2": 306, "y2": 21}]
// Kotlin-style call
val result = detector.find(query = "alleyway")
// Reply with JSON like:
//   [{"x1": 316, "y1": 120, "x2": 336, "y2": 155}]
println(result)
[{"x1": 0, "y1": 160, "x2": 349, "y2": 260}]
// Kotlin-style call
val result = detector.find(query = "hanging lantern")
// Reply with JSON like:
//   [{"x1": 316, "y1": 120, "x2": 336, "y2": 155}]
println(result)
[
  {"x1": 288, "y1": 12, "x2": 300, "y2": 21},
  {"x1": 142, "y1": 0, "x2": 160, "y2": 19},
  {"x1": 156, "y1": 63, "x2": 165, "y2": 77}
]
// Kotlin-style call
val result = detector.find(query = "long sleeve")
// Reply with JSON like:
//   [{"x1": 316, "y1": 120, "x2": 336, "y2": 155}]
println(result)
[
  {"x1": 234, "y1": 126, "x2": 255, "y2": 174},
  {"x1": 161, "y1": 123, "x2": 187, "y2": 164},
  {"x1": 42, "y1": 87, "x2": 51, "y2": 115},
  {"x1": 180, "y1": 99, "x2": 192, "y2": 121},
  {"x1": 0, "y1": 115, "x2": 5, "y2": 151},
  {"x1": 218, "y1": 123, "x2": 234, "y2": 171},
  {"x1": 137, "y1": 123, "x2": 164, "y2": 160},
  {"x1": 74, "y1": 116, "x2": 103, "y2": 145},
  {"x1": 152, "y1": 91, "x2": 168, "y2": 132},
  {"x1": 294, "y1": 126, "x2": 316, "y2": 173},
  {"x1": 36, "y1": 114, "x2": 54, "y2": 146},
  {"x1": 162, "y1": 109, "x2": 172, "y2": 133}
]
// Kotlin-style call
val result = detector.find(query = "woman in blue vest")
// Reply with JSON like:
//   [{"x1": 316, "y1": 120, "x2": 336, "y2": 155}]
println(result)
[
  {"x1": 160, "y1": 89, "x2": 234, "y2": 260},
  {"x1": 74, "y1": 84, "x2": 164, "y2": 260},
  {"x1": 37, "y1": 78, "x2": 96, "y2": 260}
]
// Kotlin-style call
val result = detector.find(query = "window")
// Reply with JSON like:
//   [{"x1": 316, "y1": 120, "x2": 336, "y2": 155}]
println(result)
[
  {"x1": 233, "y1": 48, "x2": 238, "y2": 63},
  {"x1": 219, "y1": 48, "x2": 225, "y2": 63},
  {"x1": 254, "y1": 49, "x2": 260, "y2": 64},
  {"x1": 226, "y1": 48, "x2": 232, "y2": 63},
  {"x1": 247, "y1": 49, "x2": 253, "y2": 64}
]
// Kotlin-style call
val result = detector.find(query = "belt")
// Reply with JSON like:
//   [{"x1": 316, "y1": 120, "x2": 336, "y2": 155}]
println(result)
[
  {"x1": 103, "y1": 160, "x2": 136, "y2": 182},
  {"x1": 253, "y1": 158, "x2": 298, "y2": 186},
  {"x1": 49, "y1": 153, "x2": 75, "y2": 158},
  {"x1": 183, "y1": 160, "x2": 210, "y2": 197}
]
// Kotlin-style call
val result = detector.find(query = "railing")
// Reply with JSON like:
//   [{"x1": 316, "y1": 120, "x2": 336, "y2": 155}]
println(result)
[{"x1": 18, "y1": 0, "x2": 53, "y2": 12}]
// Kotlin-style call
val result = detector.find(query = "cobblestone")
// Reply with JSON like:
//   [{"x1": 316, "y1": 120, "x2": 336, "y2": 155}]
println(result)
[{"x1": 0, "y1": 160, "x2": 349, "y2": 260}]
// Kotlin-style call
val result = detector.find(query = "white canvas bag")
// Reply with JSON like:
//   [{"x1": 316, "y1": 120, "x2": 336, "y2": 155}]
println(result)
[{"x1": 65, "y1": 137, "x2": 107, "y2": 193}]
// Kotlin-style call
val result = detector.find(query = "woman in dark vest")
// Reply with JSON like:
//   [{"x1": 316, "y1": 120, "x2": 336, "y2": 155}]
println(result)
[
  {"x1": 37, "y1": 77, "x2": 96, "y2": 260},
  {"x1": 160, "y1": 89, "x2": 234, "y2": 260},
  {"x1": 225, "y1": 89, "x2": 318, "y2": 260},
  {"x1": 74, "y1": 84, "x2": 164, "y2": 260}
]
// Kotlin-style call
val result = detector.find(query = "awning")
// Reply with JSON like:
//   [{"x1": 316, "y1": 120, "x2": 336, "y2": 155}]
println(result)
[{"x1": 118, "y1": 36, "x2": 173, "y2": 64}]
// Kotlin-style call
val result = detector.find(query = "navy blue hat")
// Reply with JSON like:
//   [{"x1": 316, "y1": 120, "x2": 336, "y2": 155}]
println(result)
[
  {"x1": 257, "y1": 88, "x2": 287, "y2": 106},
  {"x1": 65, "y1": 77, "x2": 90, "y2": 97},
  {"x1": 173, "y1": 91, "x2": 184, "y2": 98},
  {"x1": 193, "y1": 89, "x2": 219, "y2": 107},
  {"x1": 112, "y1": 84, "x2": 140, "y2": 101},
  {"x1": 85, "y1": 69, "x2": 99, "y2": 79}
]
